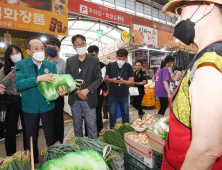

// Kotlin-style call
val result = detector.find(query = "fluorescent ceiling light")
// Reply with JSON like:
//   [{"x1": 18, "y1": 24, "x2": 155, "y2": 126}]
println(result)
[
  {"x1": 0, "y1": 42, "x2": 5, "y2": 48},
  {"x1": 138, "y1": 46, "x2": 172, "y2": 53},
  {"x1": 40, "y1": 36, "x2": 47, "y2": 42}
]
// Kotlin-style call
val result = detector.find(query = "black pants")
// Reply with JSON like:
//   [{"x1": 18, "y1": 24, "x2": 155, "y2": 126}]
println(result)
[
  {"x1": 5, "y1": 95, "x2": 27, "y2": 156},
  {"x1": 55, "y1": 96, "x2": 64, "y2": 143},
  {"x1": 102, "y1": 96, "x2": 109, "y2": 119},
  {"x1": 23, "y1": 109, "x2": 56, "y2": 164},
  {"x1": 85, "y1": 93, "x2": 103, "y2": 136},
  {"x1": 0, "y1": 122, "x2": 4, "y2": 138},
  {"x1": 96, "y1": 94, "x2": 103, "y2": 134},
  {"x1": 133, "y1": 94, "x2": 145, "y2": 115},
  {"x1": 158, "y1": 97, "x2": 169, "y2": 116}
]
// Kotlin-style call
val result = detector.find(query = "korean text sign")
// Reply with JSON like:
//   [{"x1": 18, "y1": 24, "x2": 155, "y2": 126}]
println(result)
[
  {"x1": 0, "y1": 2, "x2": 68, "y2": 36},
  {"x1": 69, "y1": 0, "x2": 132, "y2": 26},
  {"x1": 133, "y1": 24, "x2": 158, "y2": 47}
]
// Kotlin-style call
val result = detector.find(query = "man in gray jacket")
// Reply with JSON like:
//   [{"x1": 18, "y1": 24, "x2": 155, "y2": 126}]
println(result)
[{"x1": 65, "y1": 34, "x2": 102, "y2": 138}]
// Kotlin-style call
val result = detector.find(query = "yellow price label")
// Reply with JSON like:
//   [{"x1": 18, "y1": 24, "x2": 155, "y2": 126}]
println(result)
[{"x1": 121, "y1": 31, "x2": 130, "y2": 42}]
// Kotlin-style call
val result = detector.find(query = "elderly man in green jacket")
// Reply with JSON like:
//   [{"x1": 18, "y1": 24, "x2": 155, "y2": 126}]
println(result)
[{"x1": 15, "y1": 37, "x2": 68, "y2": 168}]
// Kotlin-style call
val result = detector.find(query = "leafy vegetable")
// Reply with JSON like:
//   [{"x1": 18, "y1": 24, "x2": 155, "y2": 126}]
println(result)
[
  {"x1": 0, "y1": 150, "x2": 31, "y2": 170},
  {"x1": 42, "y1": 143, "x2": 79, "y2": 162},
  {"x1": 116, "y1": 124, "x2": 134, "y2": 138},
  {"x1": 102, "y1": 130, "x2": 127, "y2": 153},
  {"x1": 38, "y1": 74, "x2": 76, "y2": 103},
  {"x1": 38, "y1": 150, "x2": 109, "y2": 170}
]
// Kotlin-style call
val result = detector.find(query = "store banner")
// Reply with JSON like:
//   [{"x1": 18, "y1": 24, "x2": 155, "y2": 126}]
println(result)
[
  {"x1": 68, "y1": 0, "x2": 132, "y2": 26},
  {"x1": 157, "y1": 30, "x2": 198, "y2": 51},
  {"x1": 133, "y1": 24, "x2": 158, "y2": 47},
  {"x1": 0, "y1": 1, "x2": 68, "y2": 36},
  {"x1": 132, "y1": 15, "x2": 174, "y2": 33},
  {"x1": 0, "y1": 37, "x2": 29, "y2": 58}
]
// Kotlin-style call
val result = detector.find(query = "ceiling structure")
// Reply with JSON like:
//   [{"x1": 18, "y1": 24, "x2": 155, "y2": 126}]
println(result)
[
  {"x1": 60, "y1": 0, "x2": 173, "y2": 55},
  {"x1": 59, "y1": 14, "x2": 130, "y2": 55},
  {"x1": 148, "y1": 0, "x2": 169, "y2": 6},
  {"x1": 0, "y1": 0, "x2": 172, "y2": 55}
]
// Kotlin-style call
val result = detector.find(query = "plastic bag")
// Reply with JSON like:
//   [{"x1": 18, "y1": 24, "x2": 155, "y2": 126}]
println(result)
[
  {"x1": 38, "y1": 74, "x2": 76, "y2": 103},
  {"x1": 151, "y1": 119, "x2": 169, "y2": 140}
]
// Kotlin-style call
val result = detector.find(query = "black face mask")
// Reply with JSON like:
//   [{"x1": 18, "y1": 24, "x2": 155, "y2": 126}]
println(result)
[
  {"x1": 173, "y1": 2, "x2": 205, "y2": 45},
  {"x1": 173, "y1": 19, "x2": 196, "y2": 45}
]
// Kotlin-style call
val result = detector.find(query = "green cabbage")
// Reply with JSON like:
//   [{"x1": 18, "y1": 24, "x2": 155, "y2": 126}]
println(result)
[
  {"x1": 38, "y1": 150, "x2": 109, "y2": 170},
  {"x1": 38, "y1": 74, "x2": 76, "y2": 103}
]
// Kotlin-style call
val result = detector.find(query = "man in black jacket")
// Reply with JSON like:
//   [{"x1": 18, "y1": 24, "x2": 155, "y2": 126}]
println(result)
[{"x1": 65, "y1": 35, "x2": 102, "y2": 138}]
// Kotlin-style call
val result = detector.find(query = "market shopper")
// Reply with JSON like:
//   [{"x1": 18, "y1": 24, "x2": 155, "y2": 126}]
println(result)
[
  {"x1": 0, "y1": 62, "x2": 6, "y2": 142},
  {"x1": 0, "y1": 45, "x2": 27, "y2": 156},
  {"x1": 46, "y1": 37, "x2": 66, "y2": 143},
  {"x1": 133, "y1": 60, "x2": 147, "y2": 119},
  {"x1": 161, "y1": 0, "x2": 222, "y2": 169},
  {"x1": 172, "y1": 67, "x2": 183, "y2": 81},
  {"x1": 15, "y1": 37, "x2": 68, "y2": 167},
  {"x1": 86, "y1": 45, "x2": 106, "y2": 135},
  {"x1": 66, "y1": 34, "x2": 102, "y2": 139},
  {"x1": 154, "y1": 55, "x2": 174, "y2": 118},
  {"x1": 105, "y1": 49, "x2": 134, "y2": 129}
]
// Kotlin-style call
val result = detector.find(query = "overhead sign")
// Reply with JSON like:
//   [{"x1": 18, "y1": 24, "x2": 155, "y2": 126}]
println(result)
[
  {"x1": 132, "y1": 15, "x2": 174, "y2": 33},
  {"x1": 0, "y1": 1, "x2": 68, "y2": 36},
  {"x1": 157, "y1": 30, "x2": 198, "y2": 51},
  {"x1": 133, "y1": 24, "x2": 158, "y2": 47},
  {"x1": 97, "y1": 30, "x2": 103, "y2": 37},
  {"x1": 98, "y1": 39, "x2": 126, "y2": 57},
  {"x1": 69, "y1": 0, "x2": 132, "y2": 26},
  {"x1": 121, "y1": 31, "x2": 130, "y2": 42}
]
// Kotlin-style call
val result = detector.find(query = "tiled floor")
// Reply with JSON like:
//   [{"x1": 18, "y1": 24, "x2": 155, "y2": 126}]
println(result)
[{"x1": 0, "y1": 106, "x2": 169, "y2": 159}]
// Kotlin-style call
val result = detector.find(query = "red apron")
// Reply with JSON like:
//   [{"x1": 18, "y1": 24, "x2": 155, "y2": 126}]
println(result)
[
  {"x1": 162, "y1": 106, "x2": 222, "y2": 170},
  {"x1": 161, "y1": 41, "x2": 222, "y2": 169}
]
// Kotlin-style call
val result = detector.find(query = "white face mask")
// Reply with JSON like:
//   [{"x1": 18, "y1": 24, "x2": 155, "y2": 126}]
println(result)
[
  {"x1": 11, "y1": 53, "x2": 22, "y2": 63},
  {"x1": 117, "y1": 60, "x2": 125, "y2": 68},
  {"x1": 76, "y1": 46, "x2": 86, "y2": 56},
  {"x1": 32, "y1": 51, "x2": 45, "y2": 61}
]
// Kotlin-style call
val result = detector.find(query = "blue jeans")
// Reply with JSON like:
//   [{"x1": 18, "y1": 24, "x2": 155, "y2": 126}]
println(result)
[{"x1": 109, "y1": 96, "x2": 129, "y2": 129}]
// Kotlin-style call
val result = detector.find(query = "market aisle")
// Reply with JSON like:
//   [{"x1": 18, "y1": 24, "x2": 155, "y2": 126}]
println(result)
[
  {"x1": 64, "y1": 106, "x2": 169, "y2": 141},
  {"x1": 0, "y1": 106, "x2": 169, "y2": 158}
]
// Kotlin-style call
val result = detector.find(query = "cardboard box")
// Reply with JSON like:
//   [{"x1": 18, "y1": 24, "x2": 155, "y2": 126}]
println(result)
[
  {"x1": 124, "y1": 153, "x2": 152, "y2": 170},
  {"x1": 146, "y1": 130, "x2": 166, "y2": 154},
  {"x1": 124, "y1": 132, "x2": 155, "y2": 169}
]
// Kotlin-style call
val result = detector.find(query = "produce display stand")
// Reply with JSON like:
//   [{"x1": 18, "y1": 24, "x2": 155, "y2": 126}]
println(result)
[{"x1": 141, "y1": 88, "x2": 155, "y2": 109}]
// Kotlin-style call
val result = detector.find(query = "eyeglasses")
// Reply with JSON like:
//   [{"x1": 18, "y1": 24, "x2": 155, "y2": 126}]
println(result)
[
  {"x1": 175, "y1": 5, "x2": 186, "y2": 18},
  {"x1": 74, "y1": 42, "x2": 87, "y2": 48}
]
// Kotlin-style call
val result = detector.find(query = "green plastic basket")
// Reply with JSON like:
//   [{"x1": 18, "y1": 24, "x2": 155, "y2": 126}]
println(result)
[
  {"x1": 124, "y1": 154, "x2": 152, "y2": 170},
  {"x1": 153, "y1": 151, "x2": 163, "y2": 170}
]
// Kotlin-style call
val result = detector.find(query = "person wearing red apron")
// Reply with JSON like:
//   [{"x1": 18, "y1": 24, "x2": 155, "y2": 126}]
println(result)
[{"x1": 161, "y1": 0, "x2": 222, "y2": 169}]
